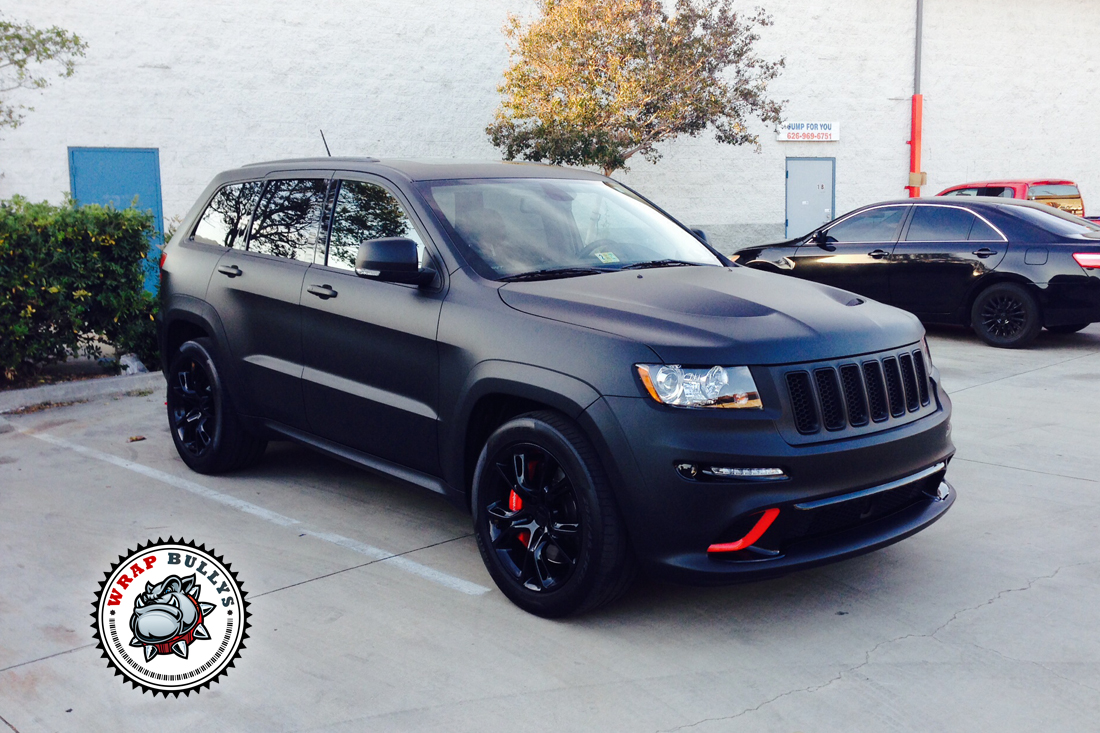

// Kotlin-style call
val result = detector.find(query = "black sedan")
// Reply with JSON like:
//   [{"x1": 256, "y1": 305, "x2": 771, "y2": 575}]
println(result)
[{"x1": 733, "y1": 198, "x2": 1100, "y2": 347}]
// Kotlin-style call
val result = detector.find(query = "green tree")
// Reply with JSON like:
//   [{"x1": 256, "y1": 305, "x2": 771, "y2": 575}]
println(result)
[
  {"x1": 487, "y1": 0, "x2": 784, "y2": 176},
  {"x1": 1, "y1": 15, "x2": 87, "y2": 130}
]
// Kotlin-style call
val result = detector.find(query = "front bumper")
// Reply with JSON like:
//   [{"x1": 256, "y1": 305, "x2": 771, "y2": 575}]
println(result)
[{"x1": 581, "y1": 375, "x2": 955, "y2": 585}]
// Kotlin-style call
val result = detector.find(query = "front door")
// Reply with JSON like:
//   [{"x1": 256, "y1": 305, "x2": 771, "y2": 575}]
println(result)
[
  {"x1": 786, "y1": 158, "x2": 835, "y2": 238},
  {"x1": 790, "y1": 205, "x2": 909, "y2": 303},
  {"x1": 890, "y1": 204, "x2": 1008, "y2": 317},
  {"x1": 300, "y1": 177, "x2": 444, "y2": 475},
  {"x1": 68, "y1": 147, "x2": 163, "y2": 293}
]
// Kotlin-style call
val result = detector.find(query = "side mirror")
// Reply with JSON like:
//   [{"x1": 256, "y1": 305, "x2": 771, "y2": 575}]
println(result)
[
  {"x1": 355, "y1": 237, "x2": 434, "y2": 286},
  {"x1": 812, "y1": 229, "x2": 836, "y2": 251},
  {"x1": 690, "y1": 228, "x2": 709, "y2": 244}
]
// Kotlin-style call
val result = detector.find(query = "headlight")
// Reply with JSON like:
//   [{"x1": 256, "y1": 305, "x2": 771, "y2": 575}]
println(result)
[{"x1": 636, "y1": 364, "x2": 763, "y2": 409}]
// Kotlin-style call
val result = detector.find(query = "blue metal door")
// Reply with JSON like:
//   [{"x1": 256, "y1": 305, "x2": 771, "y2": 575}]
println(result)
[{"x1": 68, "y1": 147, "x2": 163, "y2": 293}]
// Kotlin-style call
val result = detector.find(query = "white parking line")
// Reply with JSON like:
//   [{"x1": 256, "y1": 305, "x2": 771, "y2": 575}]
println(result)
[{"x1": 21, "y1": 429, "x2": 491, "y2": 596}]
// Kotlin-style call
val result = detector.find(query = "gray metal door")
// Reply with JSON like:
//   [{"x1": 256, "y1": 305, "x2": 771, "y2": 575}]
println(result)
[{"x1": 786, "y1": 158, "x2": 835, "y2": 238}]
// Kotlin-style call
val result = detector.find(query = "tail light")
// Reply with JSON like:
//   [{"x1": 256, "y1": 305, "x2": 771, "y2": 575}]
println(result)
[
  {"x1": 159, "y1": 251, "x2": 167, "y2": 285},
  {"x1": 1072, "y1": 253, "x2": 1100, "y2": 269}
]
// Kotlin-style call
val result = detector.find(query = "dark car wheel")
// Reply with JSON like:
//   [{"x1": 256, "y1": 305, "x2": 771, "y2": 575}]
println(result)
[
  {"x1": 970, "y1": 282, "x2": 1042, "y2": 348},
  {"x1": 166, "y1": 338, "x2": 267, "y2": 474},
  {"x1": 472, "y1": 411, "x2": 634, "y2": 617},
  {"x1": 1045, "y1": 323, "x2": 1089, "y2": 334}
]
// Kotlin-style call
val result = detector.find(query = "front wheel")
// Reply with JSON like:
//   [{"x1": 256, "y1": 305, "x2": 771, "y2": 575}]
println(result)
[
  {"x1": 472, "y1": 411, "x2": 634, "y2": 617},
  {"x1": 166, "y1": 338, "x2": 267, "y2": 474},
  {"x1": 970, "y1": 283, "x2": 1042, "y2": 348}
]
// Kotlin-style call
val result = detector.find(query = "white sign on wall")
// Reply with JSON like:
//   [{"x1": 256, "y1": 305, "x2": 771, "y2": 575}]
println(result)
[{"x1": 777, "y1": 121, "x2": 840, "y2": 142}]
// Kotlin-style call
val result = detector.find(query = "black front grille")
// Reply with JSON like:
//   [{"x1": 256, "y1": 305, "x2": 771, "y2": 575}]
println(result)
[
  {"x1": 786, "y1": 371, "x2": 819, "y2": 434},
  {"x1": 814, "y1": 368, "x2": 845, "y2": 431},
  {"x1": 782, "y1": 346, "x2": 935, "y2": 439},
  {"x1": 862, "y1": 361, "x2": 889, "y2": 422},
  {"x1": 839, "y1": 364, "x2": 869, "y2": 426},
  {"x1": 912, "y1": 350, "x2": 930, "y2": 406},
  {"x1": 882, "y1": 357, "x2": 906, "y2": 417}
]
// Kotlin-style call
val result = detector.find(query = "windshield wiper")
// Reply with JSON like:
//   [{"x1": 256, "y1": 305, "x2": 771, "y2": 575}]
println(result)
[
  {"x1": 501, "y1": 266, "x2": 609, "y2": 282},
  {"x1": 619, "y1": 259, "x2": 700, "y2": 270}
]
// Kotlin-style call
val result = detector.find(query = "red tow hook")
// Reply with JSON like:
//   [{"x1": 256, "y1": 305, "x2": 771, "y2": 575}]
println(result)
[{"x1": 707, "y1": 508, "x2": 780, "y2": 553}]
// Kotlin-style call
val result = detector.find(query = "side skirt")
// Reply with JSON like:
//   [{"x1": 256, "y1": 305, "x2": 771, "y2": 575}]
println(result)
[{"x1": 261, "y1": 420, "x2": 468, "y2": 510}]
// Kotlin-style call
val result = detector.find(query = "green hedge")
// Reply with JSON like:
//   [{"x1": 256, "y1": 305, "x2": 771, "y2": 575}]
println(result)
[{"x1": 0, "y1": 195, "x2": 159, "y2": 380}]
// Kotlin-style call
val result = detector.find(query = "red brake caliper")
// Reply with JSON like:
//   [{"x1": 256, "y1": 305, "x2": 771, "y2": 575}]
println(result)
[{"x1": 511, "y1": 459, "x2": 538, "y2": 547}]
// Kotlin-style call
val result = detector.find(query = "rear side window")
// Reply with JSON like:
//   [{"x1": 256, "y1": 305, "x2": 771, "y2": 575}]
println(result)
[
  {"x1": 247, "y1": 179, "x2": 329, "y2": 261},
  {"x1": 942, "y1": 188, "x2": 978, "y2": 197},
  {"x1": 326, "y1": 180, "x2": 425, "y2": 271},
  {"x1": 1029, "y1": 184, "x2": 1080, "y2": 197},
  {"x1": 905, "y1": 206, "x2": 979, "y2": 241},
  {"x1": 826, "y1": 207, "x2": 906, "y2": 243},
  {"x1": 191, "y1": 182, "x2": 263, "y2": 248}
]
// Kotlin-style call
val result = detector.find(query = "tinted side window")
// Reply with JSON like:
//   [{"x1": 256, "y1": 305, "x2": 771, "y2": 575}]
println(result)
[
  {"x1": 327, "y1": 180, "x2": 425, "y2": 271},
  {"x1": 247, "y1": 179, "x2": 328, "y2": 261},
  {"x1": 905, "y1": 207, "x2": 976, "y2": 242},
  {"x1": 191, "y1": 182, "x2": 263, "y2": 248},
  {"x1": 943, "y1": 188, "x2": 978, "y2": 197},
  {"x1": 826, "y1": 207, "x2": 906, "y2": 243},
  {"x1": 968, "y1": 217, "x2": 1002, "y2": 241}
]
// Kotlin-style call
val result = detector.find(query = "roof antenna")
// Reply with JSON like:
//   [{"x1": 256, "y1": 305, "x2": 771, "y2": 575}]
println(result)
[{"x1": 319, "y1": 129, "x2": 332, "y2": 157}]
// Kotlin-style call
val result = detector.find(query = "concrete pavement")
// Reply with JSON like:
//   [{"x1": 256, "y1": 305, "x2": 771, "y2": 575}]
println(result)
[{"x1": 1, "y1": 324, "x2": 1098, "y2": 732}]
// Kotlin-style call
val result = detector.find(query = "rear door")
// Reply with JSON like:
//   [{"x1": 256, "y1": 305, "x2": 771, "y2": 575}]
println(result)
[
  {"x1": 789, "y1": 205, "x2": 909, "y2": 303},
  {"x1": 300, "y1": 176, "x2": 445, "y2": 475},
  {"x1": 889, "y1": 204, "x2": 1008, "y2": 317},
  {"x1": 204, "y1": 174, "x2": 331, "y2": 428}
]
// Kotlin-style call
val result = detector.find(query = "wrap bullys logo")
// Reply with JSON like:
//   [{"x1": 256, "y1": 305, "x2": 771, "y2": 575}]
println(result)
[{"x1": 91, "y1": 538, "x2": 249, "y2": 696}]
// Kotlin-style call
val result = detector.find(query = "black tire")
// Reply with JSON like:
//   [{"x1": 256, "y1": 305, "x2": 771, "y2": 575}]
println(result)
[
  {"x1": 1045, "y1": 323, "x2": 1089, "y2": 334},
  {"x1": 166, "y1": 338, "x2": 267, "y2": 474},
  {"x1": 970, "y1": 282, "x2": 1042, "y2": 348},
  {"x1": 471, "y1": 411, "x2": 635, "y2": 618}
]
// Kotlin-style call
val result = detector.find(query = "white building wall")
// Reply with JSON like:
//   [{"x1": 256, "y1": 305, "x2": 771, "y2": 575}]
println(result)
[{"x1": 1, "y1": 0, "x2": 1097, "y2": 252}]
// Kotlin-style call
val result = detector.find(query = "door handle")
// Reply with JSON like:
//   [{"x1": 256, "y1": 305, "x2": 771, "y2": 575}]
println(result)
[
  {"x1": 217, "y1": 264, "x2": 242, "y2": 278},
  {"x1": 868, "y1": 249, "x2": 890, "y2": 259},
  {"x1": 972, "y1": 248, "x2": 999, "y2": 258},
  {"x1": 307, "y1": 284, "x2": 338, "y2": 299}
]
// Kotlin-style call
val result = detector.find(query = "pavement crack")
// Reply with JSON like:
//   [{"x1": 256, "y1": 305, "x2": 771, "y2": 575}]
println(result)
[
  {"x1": 657, "y1": 671, "x2": 846, "y2": 732},
  {"x1": 658, "y1": 563, "x2": 1091, "y2": 733},
  {"x1": 946, "y1": 349, "x2": 1100, "y2": 395},
  {"x1": 0, "y1": 644, "x2": 95, "y2": 674},
  {"x1": 251, "y1": 533, "x2": 474, "y2": 599},
  {"x1": 952, "y1": 456, "x2": 1098, "y2": 484}
]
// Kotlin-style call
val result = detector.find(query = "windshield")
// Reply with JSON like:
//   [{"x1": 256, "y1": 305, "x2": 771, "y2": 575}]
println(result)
[
  {"x1": 418, "y1": 178, "x2": 722, "y2": 279},
  {"x1": 1000, "y1": 203, "x2": 1100, "y2": 236}
]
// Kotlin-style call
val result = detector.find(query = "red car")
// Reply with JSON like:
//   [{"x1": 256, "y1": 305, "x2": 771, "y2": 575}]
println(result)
[{"x1": 938, "y1": 179, "x2": 1085, "y2": 218}]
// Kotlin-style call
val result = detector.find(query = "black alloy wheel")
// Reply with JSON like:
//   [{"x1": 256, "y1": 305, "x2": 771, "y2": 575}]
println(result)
[
  {"x1": 166, "y1": 338, "x2": 267, "y2": 474},
  {"x1": 170, "y1": 354, "x2": 217, "y2": 458},
  {"x1": 472, "y1": 411, "x2": 634, "y2": 617},
  {"x1": 970, "y1": 282, "x2": 1041, "y2": 348},
  {"x1": 484, "y1": 444, "x2": 582, "y2": 593}
]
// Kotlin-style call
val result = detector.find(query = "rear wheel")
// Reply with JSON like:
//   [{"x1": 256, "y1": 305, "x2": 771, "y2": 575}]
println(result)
[
  {"x1": 970, "y1": 283, "x2": 1042, "y2": 348},
  {"x1": 1045, "y1": 323, "x2": 1089, "y2": 334},
  {"x1": 166, "y1": 338, "x2": 267, "y2": 474},
  {"x1": 472, "y1": 411, "x2": 634, "y2": 617}
]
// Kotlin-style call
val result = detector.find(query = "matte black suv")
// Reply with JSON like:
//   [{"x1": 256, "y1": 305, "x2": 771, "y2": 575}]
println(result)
[{"x1": 159, "y1": 159, "x2": 955, "y2": 617}]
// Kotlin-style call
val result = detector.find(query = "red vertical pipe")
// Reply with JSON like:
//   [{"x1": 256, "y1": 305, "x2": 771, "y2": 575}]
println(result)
[{"x1": 908, "y1": 94, "x2": 923, "y2": 197}]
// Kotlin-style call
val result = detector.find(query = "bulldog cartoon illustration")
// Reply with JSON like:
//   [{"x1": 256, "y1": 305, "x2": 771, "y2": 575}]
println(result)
[{"x1": 128, "y1": 574, "x2": 217, "y2": 662}]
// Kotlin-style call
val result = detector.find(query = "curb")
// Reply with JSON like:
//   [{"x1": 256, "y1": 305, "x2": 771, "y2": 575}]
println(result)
[{"x1": 0, "y1": 372, "x2": 165, "y2": 414}]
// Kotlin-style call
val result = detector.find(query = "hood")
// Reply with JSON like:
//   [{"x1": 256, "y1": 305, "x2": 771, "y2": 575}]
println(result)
[{"x1": 498, "y1": 266, "x2": 924, "y2": 365}]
